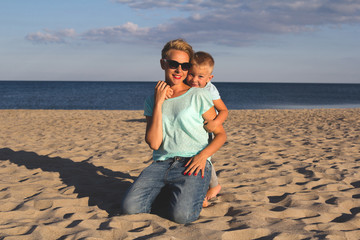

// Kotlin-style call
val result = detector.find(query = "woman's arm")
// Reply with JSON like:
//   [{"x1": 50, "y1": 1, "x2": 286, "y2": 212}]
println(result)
[
  {"x1": 184, "y1": 106, "x2": 227, "y2": 177},
  {"x1": 145, "y1": 81, "x2": 169, "y2": 150}
]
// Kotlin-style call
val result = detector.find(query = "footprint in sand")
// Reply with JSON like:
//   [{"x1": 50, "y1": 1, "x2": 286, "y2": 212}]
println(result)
[
  {"x1": 34, "y1": 199, "x2": 53, "y2": 211},
  {"x1": 352, "y1": 194, "x2": 360, "y2": 199},
  {"x1": 331, "y1": 207, "x2": 360, "y2": 223},
  {"x1": 350, "y1": 180, "x2": 360, "y2": 188},
  {"x1": 325, "y1": 197, "x2": 338, "y2": 205},
  {"x1": 295, "y1": 167, "x2": 314, "y2": 178},
  {"x1": 268, "y1": 193, "x2": 292, "y2": 204}
]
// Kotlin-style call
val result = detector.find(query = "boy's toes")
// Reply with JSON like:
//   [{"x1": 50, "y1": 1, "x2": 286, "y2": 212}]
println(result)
[
  {"x1": 202, "y1": 198, "x2": 209, "y2": 208},
  {"x1": 205, "y1": 185, "x2": 222, "y2": 200}
]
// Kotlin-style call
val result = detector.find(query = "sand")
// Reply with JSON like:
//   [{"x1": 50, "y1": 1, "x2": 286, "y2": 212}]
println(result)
[{"x1": 0, "y1": 109, "x2": 359, "y2": 240}]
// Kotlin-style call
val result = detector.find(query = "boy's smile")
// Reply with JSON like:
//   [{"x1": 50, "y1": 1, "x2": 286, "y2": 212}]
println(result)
[{"x1": 187, "y1": 65, "x2": 214, "y2": 88}]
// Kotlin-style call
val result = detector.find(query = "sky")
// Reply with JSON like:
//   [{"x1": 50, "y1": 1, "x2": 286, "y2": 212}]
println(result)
[{"x1": 1, "y1": 0, "x2": 360, "y2": 83}]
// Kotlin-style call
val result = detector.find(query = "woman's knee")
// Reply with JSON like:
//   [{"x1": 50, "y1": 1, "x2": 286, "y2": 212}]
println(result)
[
  {"x1": 170, "y1": 208, "x2": 199, "y2": 224},
  {"x1": 122, "y1": 196, "x2": 147, "y2": 215},
  {"x1": 121, "y1": 191, "x2": 150, "y2": 215},
  {"x1": 121, "y1": 196, "x2": 137, "y2": 215},
  {"x1": 169, "y1": 202, "x2": 201, "y2": 224}
]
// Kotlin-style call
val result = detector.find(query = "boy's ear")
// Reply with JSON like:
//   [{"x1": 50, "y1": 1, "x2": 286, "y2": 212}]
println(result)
[
  {"x1": 160, "y1": 59, "x2": 166, "y2": 70},
  {"x1": 207, "y1": 75, "x2": 214, "y2": 83}
]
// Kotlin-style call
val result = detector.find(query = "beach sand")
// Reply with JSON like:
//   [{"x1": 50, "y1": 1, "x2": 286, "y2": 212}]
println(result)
[{"x1": 0, "y1": 109, "x2": 359, "y2": 240}]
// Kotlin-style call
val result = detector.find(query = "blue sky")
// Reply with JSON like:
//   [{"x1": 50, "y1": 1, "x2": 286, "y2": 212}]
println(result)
[{"x1": 1, "y1": 0, "x2": 359, "y2": 83}]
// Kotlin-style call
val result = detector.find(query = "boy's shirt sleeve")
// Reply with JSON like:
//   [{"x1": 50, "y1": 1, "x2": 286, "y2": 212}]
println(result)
[{"x1": 205, "y1": 82, "x2": 221, "y2": 100}]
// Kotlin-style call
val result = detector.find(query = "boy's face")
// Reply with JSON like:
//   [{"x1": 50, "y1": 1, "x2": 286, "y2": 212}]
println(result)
[
  {"x1": 186, "y1": 64, "x2": 214, "y2": 88},
  {"x1": 161, "y1": 50, "x2": 190, "y2": 86}
]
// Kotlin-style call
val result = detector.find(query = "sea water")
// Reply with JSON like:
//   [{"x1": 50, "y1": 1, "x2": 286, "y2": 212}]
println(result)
[{"x1": 1, "y1": 81, "x2": 360, "y2": 110}]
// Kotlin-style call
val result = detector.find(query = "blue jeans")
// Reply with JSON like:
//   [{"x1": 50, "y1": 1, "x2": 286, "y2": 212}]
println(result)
[{"x1": 121, "y1": 157, "x2": 211, "y2": 224}]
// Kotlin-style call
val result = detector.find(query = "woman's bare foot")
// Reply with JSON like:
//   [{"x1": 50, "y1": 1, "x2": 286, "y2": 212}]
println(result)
[{"x1": 205, "y1": 184, "x2": 221, "y2": 200}]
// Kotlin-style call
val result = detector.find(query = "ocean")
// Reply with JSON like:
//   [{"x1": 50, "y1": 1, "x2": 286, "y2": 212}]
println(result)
[{"x1": 1, "y1": 81, "x2": 360, "y2": 110}]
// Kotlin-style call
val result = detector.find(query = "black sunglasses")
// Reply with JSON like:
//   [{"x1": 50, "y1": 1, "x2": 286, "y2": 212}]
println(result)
[{"x1": 163, "y1": 59, "x2": 192, "y2": 71}]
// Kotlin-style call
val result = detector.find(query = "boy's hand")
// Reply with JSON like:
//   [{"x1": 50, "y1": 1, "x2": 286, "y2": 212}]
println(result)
[
  {"x1": 184, "y1": 154, "x2": 207, "y2": 178},
  {"x1": 204, "y1": 119, "x2": 218, "y2": 133},
  {"x1": 165, "y1": 87, "x2": 173, "y2": 99}
]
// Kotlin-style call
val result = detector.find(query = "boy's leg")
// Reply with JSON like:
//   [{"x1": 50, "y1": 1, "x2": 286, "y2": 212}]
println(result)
[
  {"x1": 166, "y1": 159, "x2": 211, "y2": 224},
  {"x1": 121, "y1": 161, "x2": 168, "y2": 215},
  {"x1": 209, "y1": 165, "x2": 219, "y2": 188},
  {"x1": 203, "y1": 165, "x2": 221, "y2": 207}
]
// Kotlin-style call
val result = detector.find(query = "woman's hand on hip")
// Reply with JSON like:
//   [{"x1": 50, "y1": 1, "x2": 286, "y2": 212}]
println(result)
[{"x1": 184, "y1": 154, "x2": 207, "y2": 178}]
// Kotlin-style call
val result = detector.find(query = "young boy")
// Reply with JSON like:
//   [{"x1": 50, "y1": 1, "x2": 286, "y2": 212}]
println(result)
[{"x1": 186, "y1": 51, "x2": 229, "y2": 207}]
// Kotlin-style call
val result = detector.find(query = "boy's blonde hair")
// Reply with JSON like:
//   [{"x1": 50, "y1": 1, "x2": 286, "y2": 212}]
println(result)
[
  {"x1": 191, "y1": 51, "x2": 215, "y2": 72},
  {"x1": 161, "y1": 39, "x2": 194, "y2": 60},
  {"x1": 192, "y1": 51, "x2": 215, "y2": 73}
]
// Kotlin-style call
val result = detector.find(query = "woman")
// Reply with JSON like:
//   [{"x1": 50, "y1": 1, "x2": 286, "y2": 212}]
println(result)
[{"x1": 122, "y1": 39, "x2": 226, "y2": 224}]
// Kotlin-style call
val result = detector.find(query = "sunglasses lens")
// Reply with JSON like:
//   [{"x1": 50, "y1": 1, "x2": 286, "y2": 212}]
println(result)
[
  {"x1": 167, "y1": 60, "x2": 179, "y2": 69},
  {"x1": 181, "y1": 63, "x2": 191, "y2": 71},
  {"x1": 165, "y1": 60, "x2": 191, "y2": 71}
]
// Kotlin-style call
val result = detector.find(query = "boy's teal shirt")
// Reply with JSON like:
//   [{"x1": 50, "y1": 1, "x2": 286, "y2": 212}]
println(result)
[{"x1": 144, "y1": 88, "x2": 213, "y2": 161}]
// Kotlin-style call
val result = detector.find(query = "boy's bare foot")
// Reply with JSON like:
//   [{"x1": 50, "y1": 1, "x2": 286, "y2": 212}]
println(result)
[
  {"x1": 202, "y1": 198, "x2": 209, "y2": 208},
  {"x1": 202, "y1": 185, "x2": 222, "y2": 208},
  {"x1": 205, "y1": 184, "x2": 221, "y2": 200}
]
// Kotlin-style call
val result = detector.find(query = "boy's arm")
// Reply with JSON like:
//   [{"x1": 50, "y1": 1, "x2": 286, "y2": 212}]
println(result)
[
  {"x1": 184, "y1": 106, "x2": 227, "y2": 177},
  {"x1": 204, "y1": 99, "x2": 229, "y2": 133},
  {"x1": 145, "y1": 81, "x2": 168, "y2": 150}
]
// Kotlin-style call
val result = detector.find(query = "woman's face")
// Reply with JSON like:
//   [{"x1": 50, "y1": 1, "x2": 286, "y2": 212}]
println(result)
[{"x1": 161, "y1": 49, "x2": 190, "y2": 86}]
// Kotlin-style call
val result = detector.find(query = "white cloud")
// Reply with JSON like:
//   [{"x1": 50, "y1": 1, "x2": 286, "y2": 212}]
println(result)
[
  {"x1": 113, "y1": 0, "x2": 203, "y2": 10},
  {"x1": 26, "y1": 31, "x2": 63, "y2": 44},
  {"x1": 81, "y1": 22, "x2": 150, "y2": 43},
  {"x1": 26, "y1": 0, "x2": 360, "y2": 46},
  {"x1": 25, "y1": 29, "x2": 76, "y2": 44},
  {"x1": 58, "y1": 29, "x2": 77, "y2": 38}
]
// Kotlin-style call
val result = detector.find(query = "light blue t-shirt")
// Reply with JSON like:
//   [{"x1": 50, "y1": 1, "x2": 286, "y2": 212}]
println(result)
[
  {"x1": 144, "y1": 88, "x2": 214, "y2": 161},
  {"x1": 204, "y1": 82, "x2": 220, "y2": 100}
]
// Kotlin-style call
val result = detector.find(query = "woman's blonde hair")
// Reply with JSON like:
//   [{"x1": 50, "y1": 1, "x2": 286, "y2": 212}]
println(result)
[{"x1": 161, "y1": 39, "x2": 194, "y2": 60}]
